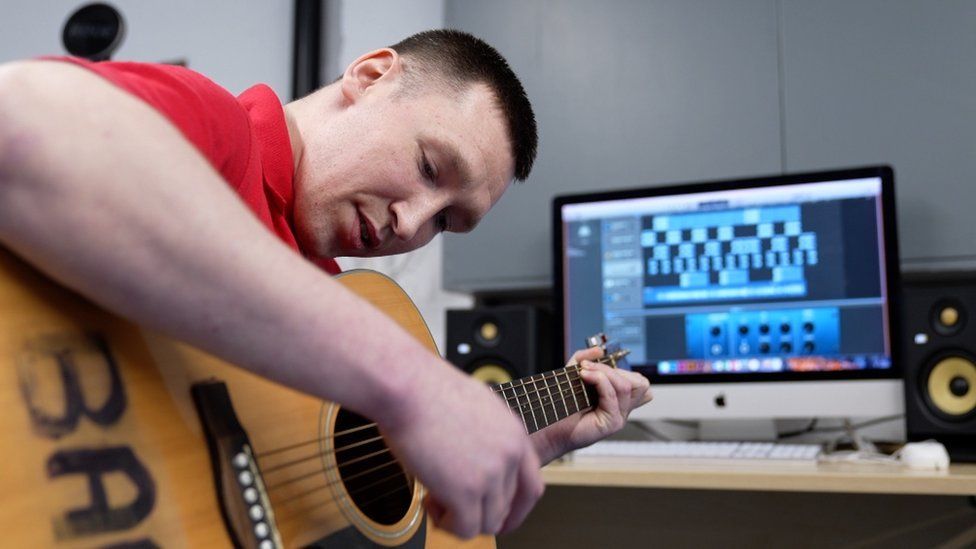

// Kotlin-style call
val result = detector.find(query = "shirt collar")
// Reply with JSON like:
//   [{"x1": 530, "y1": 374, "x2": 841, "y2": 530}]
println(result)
[{"x1": 237, "y1": 84, "x2": 295, "y2": 213}]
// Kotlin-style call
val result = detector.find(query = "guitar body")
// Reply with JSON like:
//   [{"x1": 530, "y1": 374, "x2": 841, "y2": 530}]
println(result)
[{"x1": 0, "y1": 249, "x2": 492, "y2": 548}]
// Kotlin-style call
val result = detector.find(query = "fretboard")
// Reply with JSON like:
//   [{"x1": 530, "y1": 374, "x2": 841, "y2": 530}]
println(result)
[{"x1": 490, "y1": 363, "x2": 598, "y2": 434}]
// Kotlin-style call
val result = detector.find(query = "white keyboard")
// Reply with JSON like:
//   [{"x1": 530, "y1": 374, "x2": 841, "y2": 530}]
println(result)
[{"x1": 573, "y1": 440, "x2": 823, "y2": 465}]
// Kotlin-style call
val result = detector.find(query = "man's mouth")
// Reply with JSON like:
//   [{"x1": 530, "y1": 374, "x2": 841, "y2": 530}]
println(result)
[{"x1": 359, "y1": 213, "x2": 375, "y2": 249}]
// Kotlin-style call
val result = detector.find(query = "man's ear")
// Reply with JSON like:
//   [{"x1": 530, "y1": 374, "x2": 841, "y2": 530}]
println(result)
[{"x1": 340, "y1": 48, "x2": 401, "y2": 102}]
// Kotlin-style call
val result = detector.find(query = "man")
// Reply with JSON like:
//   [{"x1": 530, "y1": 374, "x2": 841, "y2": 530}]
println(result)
[{"x1": 0, "y1": 30, "x2": 651, "y2": 538}]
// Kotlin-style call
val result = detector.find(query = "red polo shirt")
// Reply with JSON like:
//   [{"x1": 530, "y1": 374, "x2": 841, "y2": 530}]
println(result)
[{"x1": 48, "y1": 57, "x2": 341, "y2": 275}]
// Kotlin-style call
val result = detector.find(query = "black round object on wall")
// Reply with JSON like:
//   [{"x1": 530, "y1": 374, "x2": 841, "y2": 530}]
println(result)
[{"x1": 62, "y1": 3, "x2": 126, "y2": 61}]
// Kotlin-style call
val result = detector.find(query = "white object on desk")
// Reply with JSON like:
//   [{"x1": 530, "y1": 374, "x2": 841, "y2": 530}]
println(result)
[
  {"x1": 573, "y1": 440, "x2": 822, "y2": 465},
  {"x1": 899, "y1": 441, "x2": 951, "y2": 470}
]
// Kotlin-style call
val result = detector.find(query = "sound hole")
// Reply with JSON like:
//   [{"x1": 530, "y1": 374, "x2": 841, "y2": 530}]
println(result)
[{"x1": 334, "y1": 408, "x2": 413, "y2": 525}]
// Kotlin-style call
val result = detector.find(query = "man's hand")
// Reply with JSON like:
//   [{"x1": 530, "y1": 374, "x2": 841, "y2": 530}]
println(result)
[
  {"x1": 531, "y1": 347, "x2": 653, "y2": 464},
  {"x1": 377, "y1": 359, "x2": 544, "y2": 539}
]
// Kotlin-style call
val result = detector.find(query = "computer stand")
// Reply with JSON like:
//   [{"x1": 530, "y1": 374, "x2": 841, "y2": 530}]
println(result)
[{"x1": 698, "y1": 419, "x2": 779, "y2": 441}]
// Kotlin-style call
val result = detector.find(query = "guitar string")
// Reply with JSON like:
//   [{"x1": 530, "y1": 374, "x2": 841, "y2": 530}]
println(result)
[
  {"x1": 269, "y1": 465, "x2": 408, "y2": 514},
  {"x1": 264, "y1": 378, "x2": 599, "y2": 527},
  {"x1": 264, "y1": 446, "x2": 391, "y2": 490},
  {"x1": 275, "y1": 473, "x2": 413, "y2": 526},
  {"x1": 353, "y1": 476, "x2": 412, "y2": 511},
  {"x1": 263, "y1": 324, "x2": 620, "y2": 528},
  {"x1": 267, "y1": 456, "x2": 415, "y2": 514},
  {"x1": 491, "y1": 356, "x2": 619, "y2": 401},
  {"x1": 493, "y1": 364, "x2": 586, "y2": 403},
  {"x1": 504, "y1": 376, "x2": 591, "y2": 426},
  {"x1": 267, "y1": 450, "x2": 407, "y2": 509},
  {"x1": 263, "y1": 375, "x2": 591, "y2": 470},
  {"x1": 256, "y1": 369, "x2": 592, "y2": 462},
  {"x1": 496, "y1": 368, "x2": 591, "y2": 416},
  {"x1": 255, "y1": 422, "x2": 377, "y2": 459},
  {"x1": 262, "y1": 436, "x2": 388, "y2": 476},
  {"x1": 254, "y1": 364, "x2": 591, "y2": 460},
  {"x1": 276, "y1": 478, "x2": 412, "y2": 529},
  {"x1": 270, "y1": 459, "x2": 405, "y2": 508},
  {"x1": 261, "y1": 382, "x2": 595, "y2": 511},
  {"x1": 273, "y1": 474, "x2": 411, "y2": 527},
  {"x1": 259, "y1": 358, "x2": 608, "y2": 525},
  {"x1": 262, "y1": 381, "x2": 593, "y2": 488}
]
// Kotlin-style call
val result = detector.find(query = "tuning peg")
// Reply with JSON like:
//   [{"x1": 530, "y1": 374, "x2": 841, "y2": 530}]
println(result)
[{"x1": 585, "y1": 333, "x2": 608, "y2": 349}]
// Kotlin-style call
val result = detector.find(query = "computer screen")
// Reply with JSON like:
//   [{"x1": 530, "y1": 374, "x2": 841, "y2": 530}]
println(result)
[{"x1": 554, "y1": 166, "x2": 903, "y2": 421}]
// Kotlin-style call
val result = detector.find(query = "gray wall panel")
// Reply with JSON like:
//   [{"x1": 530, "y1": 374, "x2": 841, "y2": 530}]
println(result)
[
  {"x1": 444, "y1": 0, "x2": 783, "y2": 291},
  {"x1": 780, "y1": 0, "x2": 976, "y2": 271}
]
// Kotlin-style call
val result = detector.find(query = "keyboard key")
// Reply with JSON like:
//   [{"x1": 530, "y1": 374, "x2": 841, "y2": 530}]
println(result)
[{"x1": 573, "y1": 440, "x2": 822, "y2": 465}]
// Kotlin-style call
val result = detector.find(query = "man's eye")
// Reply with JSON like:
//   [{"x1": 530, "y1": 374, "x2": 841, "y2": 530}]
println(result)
[{"x1": 421, "y1": 153, "x2": 437, "y2": 181}]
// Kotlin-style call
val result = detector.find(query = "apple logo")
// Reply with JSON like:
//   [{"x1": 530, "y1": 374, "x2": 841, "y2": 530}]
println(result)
[{"x1": 714, "y1": 393, "x2": 727, "y2": 408}]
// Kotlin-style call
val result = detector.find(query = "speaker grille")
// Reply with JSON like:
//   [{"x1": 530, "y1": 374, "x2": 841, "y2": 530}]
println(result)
[
  {"x1": 446, "y1": 306, "x2": 552, "y2": 383},
  {"x1": 901, "y1": 272, "x2": 976, "y2": 460},
  {"x1": 923, "y1": 354, "x2": 976, "y2": 419},
  {"x1": 468, "y1": 361, "x2": 514, "y2": 385}
]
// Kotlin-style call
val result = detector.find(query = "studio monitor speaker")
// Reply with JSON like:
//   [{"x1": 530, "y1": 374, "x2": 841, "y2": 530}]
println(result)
[
  {"x1": 901, "y1": 272, "x2": 976, "y2": 461},
  {"x1": 446, "y1": 306, "x2": 552, "y2": 385}
]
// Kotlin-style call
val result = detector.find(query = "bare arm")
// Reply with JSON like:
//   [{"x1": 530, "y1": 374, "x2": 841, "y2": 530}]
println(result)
[
  {"x1": 0, "y1": 61, "x2": 416, "y2": 422},
  {"x1": 0, "y1": 61, "x2": 542, "y2": 538}
]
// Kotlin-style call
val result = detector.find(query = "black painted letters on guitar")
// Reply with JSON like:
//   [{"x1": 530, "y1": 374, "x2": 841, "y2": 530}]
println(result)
[{"x1": 16, "y1": 333, "x2": 158, "y2": 544}]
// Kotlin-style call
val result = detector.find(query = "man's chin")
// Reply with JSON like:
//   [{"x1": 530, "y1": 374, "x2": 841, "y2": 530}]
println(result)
[{"x1": 330, "y1": 245, "x2": 376, "y2": 259}]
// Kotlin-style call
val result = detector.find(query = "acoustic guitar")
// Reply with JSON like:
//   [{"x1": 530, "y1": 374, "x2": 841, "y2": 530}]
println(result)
[{"x1": 0, "y1": 249, "x2": 625, "y2": 547}]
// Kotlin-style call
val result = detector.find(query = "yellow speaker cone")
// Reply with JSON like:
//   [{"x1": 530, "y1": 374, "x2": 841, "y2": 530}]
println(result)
[
  {"x1": 939, "y1": 307, "x2": 960, "y2": 328},
  {"x1": 470, "y1": 364, "x2": 512, "y2": 385},
  {"x1": 927, "y1": 356, "x2": 976, "y2": 416},
  {"x1": 479, "y1": 322, "x2": 499, "y2": 342}
]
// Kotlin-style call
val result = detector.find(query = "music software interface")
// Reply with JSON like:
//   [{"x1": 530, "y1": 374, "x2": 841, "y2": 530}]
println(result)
[{"x1": 561, "y1": 178, "x2": 893, "y2": 377}]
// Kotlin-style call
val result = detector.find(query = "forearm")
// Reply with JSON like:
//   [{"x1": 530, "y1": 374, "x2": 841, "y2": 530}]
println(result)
[{"x1": 0, "y1": 61, "x2": 435, "y2": 428}]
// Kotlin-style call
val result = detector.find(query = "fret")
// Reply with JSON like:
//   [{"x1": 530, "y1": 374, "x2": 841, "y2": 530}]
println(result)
[
  {"x1": 561, "y1": 368, "x2": 581, "y2": 414},
  {"x1": 528, "y1": 375, "x2": 549, "y2": 429},
  {"x1": 577, "y1": 367, "x2": 592, "y2": 408},
  {"x1": 491, "y1": 345, "x2": 627, "y2": 434},
  {"x1": 541, "y1": 373, "x2": 561, "y2": 423},
  {"x1": 516, "y1": 378, "x2": 540, "y2": 433},
  {"x1": 503, "y1": 384, "x2": 529, "y2": 433},
  {"x1": 546, "y1": 370, "x2": 567, "y2": 421},
  {"x1": 560, "y1": 372, "x2": 572, "y2": 416}
]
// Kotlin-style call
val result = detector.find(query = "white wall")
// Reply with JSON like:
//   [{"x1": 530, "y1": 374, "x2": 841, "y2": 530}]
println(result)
[
  {"x1": 0, "y1": 0, "x2": 292, "y2": 98},
  {"x1": 327, "y1": 0, "x2": 474, "y2": 355}
]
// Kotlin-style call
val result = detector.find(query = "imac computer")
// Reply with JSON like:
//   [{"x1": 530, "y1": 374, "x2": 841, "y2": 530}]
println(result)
[{"x1": 553, "y1": 166, "x2": 904, "y2": 439}]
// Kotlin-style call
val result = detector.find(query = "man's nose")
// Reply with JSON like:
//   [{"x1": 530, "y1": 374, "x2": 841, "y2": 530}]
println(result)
[{"x1": 393, "y1": 194, "x2": 444, "y2": 242}]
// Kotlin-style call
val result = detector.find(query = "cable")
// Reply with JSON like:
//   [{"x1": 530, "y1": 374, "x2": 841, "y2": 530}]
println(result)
[
  {"x1": 628, "y1": 421, "x2": 673, "y2": 441},
  {"x1": 661, "y1": 419, "x2": 699, "y2": 429},
  {"x1": 776, "y1": 419, "x2": 818, "y2": 439},
  {"x1": 814, "y1": 415, "x2": 908, "y2": 464},
  {"x1": 806, "y1": 414, "x2": 904, "y2": 435}
]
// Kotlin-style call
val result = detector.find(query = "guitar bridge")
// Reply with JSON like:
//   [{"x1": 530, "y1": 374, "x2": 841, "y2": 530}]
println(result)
[{"x1": 192, "y1": 381, "x2": 282, "y2": 549}]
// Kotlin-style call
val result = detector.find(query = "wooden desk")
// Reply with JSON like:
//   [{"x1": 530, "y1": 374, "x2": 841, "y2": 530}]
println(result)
[
  {"x1": 543, "y1": 458, "x2": 976, "y2": 496},
  {"x1": 495, "y1": 460, "x2": 976, "y2": 548}
]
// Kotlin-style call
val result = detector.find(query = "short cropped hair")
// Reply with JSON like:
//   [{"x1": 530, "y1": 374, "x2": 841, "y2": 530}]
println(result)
[{"x1": 390, "y1": 30, "x2": 537, "y2": 182}]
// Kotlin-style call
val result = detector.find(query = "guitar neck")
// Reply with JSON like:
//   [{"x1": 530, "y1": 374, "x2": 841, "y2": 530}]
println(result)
[{"x1": 490, "y1": 362, "x2": 598, "y2": 434}]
